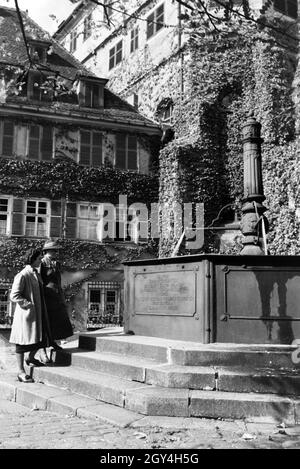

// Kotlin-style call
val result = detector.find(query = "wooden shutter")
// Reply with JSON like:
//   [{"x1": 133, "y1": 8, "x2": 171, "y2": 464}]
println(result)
[
  {"x1": 11, "y1": 198, "x2": 24, "y2": 236},
  {"x1": 147, "y1": 13, "x2": 154, "y2": 38},
  {"x1": 85, "y1": 83, "x2": 92, "y2": 107},
  {"x1": 66, "y1": 202, "x2": 77, "y2": 238},
  {"x1": 115, "y1": 134, "x2": 126, "y2": 169},
  {"x1": 80, "y1": 130, "x2": 91, "y2": 165},
  {"x1": 2, "y1": 121, "x2": 14, "y2": 156},
  {"x1": 49, "y1": 200, "x2": 62, "y2": 238},
  {"x1": 28, "y1": 125, "x2": 40, "y2": 160},
  {"x1": 127, "y1": 135, "x2": 137, "y2": 170},
  {"x1": 92, "y1": 85, "x2": 100, "y2": 108},
  {"x1": 41, "y1": 126, "x2": 53, "y2": 161},
  {"x1": 92, "y1": 132, "x2": 102, "y2": 167}
]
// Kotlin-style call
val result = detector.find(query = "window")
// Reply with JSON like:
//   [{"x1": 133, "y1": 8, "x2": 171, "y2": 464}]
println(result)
[
  {"x1": 28, "y1": 125, "x2": 53, "y2": 161},
  {"x1": 156, "y1": 98, "x2": 174, "y2": 125},
  {"x1": 130, "y1": 27, "x2": 139, "y2": 53},
  {"x1": 0, "y1": 198, "x2": 11, "y2": 235},
  {"x1": 87, "y1": 281, "x2": 121, "y2": 328},
  {"x1": 29, "y1": 71, "x2": 53, "y2": 101},
  {"x1": 274, "y1": 0, "x2": 297, "y2": 18},
  {"x1": 77, "y1": 203, "x2": 101, "y2": 240},
  {"x1": 80, "y1": 130, "x2": 102, "y2": 166},
  {"x1": 70, "y1": 30, "x2": 77, "y2": 53},
  {"x1": 0, "y1": 120, "x2": 14, "y2": 156},
  {"x1": 115, "y1": 134, "x2": 137, "y2": 170},
  {"x1": 0, "y1": 284, "x2": 12, "y2": 327},
  {"x1": 84, "y1": 82, "x2": 101, "y2": 108},
  {"x1": 25, "y1": 200, "x2": 49, "y2": 237},
  {"x1": 147, "y1": 3, "x2": 164, "y2": 39},
  {"x1": 83, "y1": 13, "x2": 92, "y2": 41},
  {"x1": 109, "y1": 40, "x2": 123, "y2": 70},
  {"x1": 28, "y1": 40, "x2": 50, "y2": 64}
]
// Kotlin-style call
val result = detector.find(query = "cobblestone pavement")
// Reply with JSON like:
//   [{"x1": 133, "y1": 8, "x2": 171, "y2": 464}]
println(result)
[{"x1": 1, "y1": 399, "x2": 300, "y2": 450}]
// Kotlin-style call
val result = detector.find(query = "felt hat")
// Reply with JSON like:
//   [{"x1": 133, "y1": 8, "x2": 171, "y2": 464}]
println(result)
[{"x1": 42, "y1": 240, "x2": 62, "y2": 251}]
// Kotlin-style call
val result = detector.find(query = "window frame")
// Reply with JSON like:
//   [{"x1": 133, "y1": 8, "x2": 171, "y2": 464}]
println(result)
[
  {"x1": 70, "y1": 30, "x2": 77, "y2": 53},
  {"x1": 0, "y1": 120, "x2": 15, "y2": 157},
  {"x1": 24, "y1": 199, "x2": 50, "y2": 238},
  {"x1": 27, "y1": 124, "x2": 54, "y2": 161},
  {"x1": 146, "y1": 3, "x2": 164, "y2": 40},
  {"x1": 130, "y1": 27, "x2": 139, "y2": 53},
  {"x1": 0, "y1": 196, "x2": 12, "y2": 236},
  {"x1": 77, "y1": 202, "x2": 102, "y2": 241},
  {"x1": 115, "y1": 134, "x2": 138, "y2": 171},
  {"x1": 109, "y1": 40, "x2": 123, "y2": 70},
  {"x1": 79, "y1": 129, "x2": 103, "y2": 166},
  {"x1": 87, "y1": 281, "x2": 121, "y2": 328},
  {"x1": 83, "y1": 13, "x2": 92, "y2": 41}
]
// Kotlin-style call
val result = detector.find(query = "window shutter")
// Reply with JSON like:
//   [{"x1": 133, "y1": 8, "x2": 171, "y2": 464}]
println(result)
[
  {"x1": 49, "y1": 200, "x2": 62, "y2": 237},
  {"x1": 85, "y1": 83, "x2": 92, "y2": 107},
  {"x1": 28, "y1": 125, "x2": 40, "y2": 160},
  {"x1": 92, "y1": 85, "x2": 100, "y2": 108},
  {"x1": 127, "y1": 136, "x2": 137, "y2": 170},
  {"x1": 147, "y1": 13, "x2": 154, "y2": 38},
  {"x1": 11, "y1": 198, "x2": 24, "y2": 236},
  {"x1": 115, "y1": 134, "x2": 126, "y2": 169},
  {"x1": 2, "y1": 121, "x2": 14, "y2": 156},
  {"x1": 66, "y1": 202, "x2": 77, "y2": 238},
  {"x1": 41, "y1": 126, "x2": 53, "y2": 161},
  {"x1": 92, "y1": 132, "x2": 102, "y2": 167},
  {"x1": 80, "y1": 130, "x2": 91, "y2": 165},
  {"x1": 78, "y1": 80, "x2": 85, "y2": 106}
]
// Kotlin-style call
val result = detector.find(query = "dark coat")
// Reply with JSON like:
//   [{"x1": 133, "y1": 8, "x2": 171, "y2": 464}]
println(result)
[{"x1": 40, "y1": 258, "x2": 73, "y2": 340}]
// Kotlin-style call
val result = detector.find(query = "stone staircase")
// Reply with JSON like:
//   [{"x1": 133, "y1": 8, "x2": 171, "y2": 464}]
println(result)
[{"x1": 19, "y1": 332, "x2": 300, "y2": 424}]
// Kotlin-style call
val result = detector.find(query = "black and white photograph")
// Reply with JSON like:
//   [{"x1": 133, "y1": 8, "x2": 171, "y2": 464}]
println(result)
[{"x1": 0, "y1": 0, "x2": 300, "y2": 454}]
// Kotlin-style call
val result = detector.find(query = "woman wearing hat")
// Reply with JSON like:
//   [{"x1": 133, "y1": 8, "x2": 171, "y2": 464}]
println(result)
[
  {"x1": 10, "y1": 248, "x2": 52, "y2": 382},
  {"x1": 39, "y1": 240, "x2": 73, "y2": 361}
]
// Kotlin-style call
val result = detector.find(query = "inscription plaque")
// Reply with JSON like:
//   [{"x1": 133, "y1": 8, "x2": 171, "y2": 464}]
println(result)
[{"x1": 134, "y1": 271, "x2": 196, "y2": 316}]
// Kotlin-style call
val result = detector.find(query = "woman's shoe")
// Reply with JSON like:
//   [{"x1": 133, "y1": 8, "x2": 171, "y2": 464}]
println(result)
[{"x1": 17, "y1": 373, "x2": 34, "y2": 383}]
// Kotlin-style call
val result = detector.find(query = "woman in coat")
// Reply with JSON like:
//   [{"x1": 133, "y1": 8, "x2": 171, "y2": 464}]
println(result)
[
  {"x1": 9, "y1": 248, "x2": 52, "y2": 383},
  {"x1": 40, "y1": 240, "x2": 73, "y2": 360}
]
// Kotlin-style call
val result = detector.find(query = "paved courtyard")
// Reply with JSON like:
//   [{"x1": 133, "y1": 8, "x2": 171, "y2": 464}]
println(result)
[{"x1": 1, "y1": 398, "x2": 300, "y2": 450}]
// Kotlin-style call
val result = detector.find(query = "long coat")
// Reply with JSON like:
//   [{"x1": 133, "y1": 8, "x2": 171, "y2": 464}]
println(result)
[
  {"x1": 40, "y1": 259, "x2": 73, "y2": 340},
  {"x1": 9, "y1": 265, "x2": 49, "y2": 345}
]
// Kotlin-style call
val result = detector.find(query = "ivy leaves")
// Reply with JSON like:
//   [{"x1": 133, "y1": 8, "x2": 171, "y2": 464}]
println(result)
[{"x1": 0, "y1": 157, "x2": 158, "y2": 203}]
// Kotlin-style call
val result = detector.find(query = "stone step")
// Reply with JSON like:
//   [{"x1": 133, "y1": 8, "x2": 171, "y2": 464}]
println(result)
[
  {"x1": 30, "y1": 364, "x2": 300, "y2": 423},
  {"x1": 57, "y1": 349, "x2": 300, "y2": 396},
  {"x1": 78, "y1": 333, "x2": 298, "y2": 369},
  {"x1": 57, "y1": 348, "x2": 164, "y2": 382}
]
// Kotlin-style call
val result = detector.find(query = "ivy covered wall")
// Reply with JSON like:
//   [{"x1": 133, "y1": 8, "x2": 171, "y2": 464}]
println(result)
[{"x1": 158, "y1": 23, "x2": 299, "y2": 256}]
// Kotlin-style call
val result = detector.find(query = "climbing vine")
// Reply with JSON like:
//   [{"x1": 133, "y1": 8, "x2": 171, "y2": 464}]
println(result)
[{"x1": 158, "y1": 20, "x2": 299, "y2": 256}]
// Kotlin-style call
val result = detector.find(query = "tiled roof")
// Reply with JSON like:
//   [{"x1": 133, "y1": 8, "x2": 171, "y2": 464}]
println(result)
[{"x1": 0, "y1": 6, "x2": 161, "y2": 132}]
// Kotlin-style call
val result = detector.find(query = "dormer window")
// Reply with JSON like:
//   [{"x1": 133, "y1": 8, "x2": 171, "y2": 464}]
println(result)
[
  {"x1": 27, "y1": 70, "x2": 53, "y2": 102},
  {"x1": 77, "y1": 77, "x2": 107, "y2": 108},
  {"x1": 28, "y1": 39, "x2": 51, "y2": 64}
]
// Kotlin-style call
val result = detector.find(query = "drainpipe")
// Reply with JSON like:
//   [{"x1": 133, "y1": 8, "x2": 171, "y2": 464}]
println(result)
[
  {"x1": 204, "y1": 259, "x2": 212, "y2": 343},
  {"x1": 177, "y1": 1, "x2": 184, "y2": 103}
]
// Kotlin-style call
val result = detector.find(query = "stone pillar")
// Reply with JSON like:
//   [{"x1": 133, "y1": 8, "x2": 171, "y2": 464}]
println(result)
[{"x1": 240, "y1": 112, "x2": 268, "y2": 255}]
